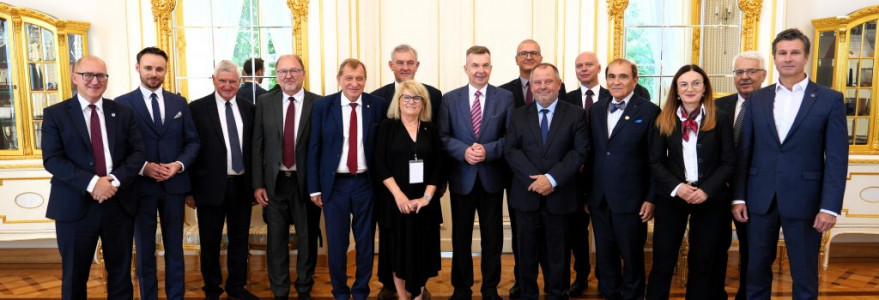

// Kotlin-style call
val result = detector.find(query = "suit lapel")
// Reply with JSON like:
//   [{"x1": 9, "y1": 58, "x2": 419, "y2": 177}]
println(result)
[
  {"x1": 66, "y1": 96, "x2": 92, "y2": 149},
  {"x1": 274, "y1": 92, "x2": 285, "y2": 140},
  {"x1": 103, "y1": 99, "x2": 118, "y2": 155},
  {"x1": 158, "y1": 91, "x2": 177, "y2": 135},
  {"x1": 331, "y1": 95, "x2": 343, "y2": 142},
  {"x1": 361, "y1": 95, "x2": 374, "y2": 140},
  {"x1": 542, "y1": 102, "x2": 566, "y2": 154},
  {"x1": 457, "y1": 88, "x2": 477, "y2": 141},
  {"x1": 762, "y1": 85, "x2": 782, "y2": 146},
  {"x1": 572, "y1": 88, "x2": 584, "y2": 107},
  {"x1": 783, "y1": 82, "x2": 819, "y2": 143},
  {"x1": 481, "y1": 86, "x2": 496, "y2": 135},
  {"x1": 296, "y1": 93, "x2": 314, "y2": 146},
  {"x1": 129, "y1": 89, "x2": 157, "y2": 134},
  {"x1": 593, "y1": 99, "x2": 610, "y2": 142},
  {"x1": 206, "y1": 98, "x2": 226, "y2": 144},
  {"x1": 609, "y1": 98, "x2": 641, "y2": 141}
]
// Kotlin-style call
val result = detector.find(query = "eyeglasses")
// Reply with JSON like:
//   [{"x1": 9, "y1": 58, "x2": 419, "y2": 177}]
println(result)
[
  {"x1": 733, "y1": 68, "x2": 764, "y2": 77},
  {"x1": 677, "y1": 81, "x2": 703, "y2": 89},
  {"x1": 76, "y1": 72, "x2": 109, "y2": 82},
  {"x1": 277, "y1": 68, "x2": 304, "y2": 77},
  {"x1": 400, "y1": 95, "x2": 424, "y2": 103},
  {"x1": 517, "y1": 51, "x2": 541, "y2": 58}
]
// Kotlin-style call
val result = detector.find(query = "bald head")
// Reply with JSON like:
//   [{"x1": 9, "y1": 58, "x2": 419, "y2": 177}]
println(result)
[{"x1": 574, "y1": 52, "x2": 601, "y2": 88}]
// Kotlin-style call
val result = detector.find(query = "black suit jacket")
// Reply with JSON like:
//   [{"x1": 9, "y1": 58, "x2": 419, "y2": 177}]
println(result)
[
  {"x1": 504, "y1": 100, "x2": 589, "y2": 214},
  {"x1": 188, "y1": 93, "x2": 255, "y2": 206},
  {"x1": 715, "y1": 93, "x2": 739, "y2": 127},
  {"x1": 372, "y1": 82, "x2": 444, "y2": 118},
  {"x1": 42, "y1": 97, "x2": 145, "y2": 221},
  {"x1": 500, "y1": 78, "x2": 567, "y2": 109},
  {"x1": 252, "y1": 89, "x2": 321, "y2": 200},
  {"x1": 237, "y1": 82, "x2": 268, "y2": 104},
  {"x1": 648, "y1": 110, "x2": 735, "y2": 202},
  {"x1": 587, "y1": 94, "x2": 660, "y2": 213}
]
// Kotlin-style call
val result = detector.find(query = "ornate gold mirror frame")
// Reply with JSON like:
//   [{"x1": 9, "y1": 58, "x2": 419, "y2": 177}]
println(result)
[
  {"x1": 150, "y1": 0, "x2": 310, "y2": 93},
  {"x1": 607, "y1": 0, "x2": 763, "y2": 60}
]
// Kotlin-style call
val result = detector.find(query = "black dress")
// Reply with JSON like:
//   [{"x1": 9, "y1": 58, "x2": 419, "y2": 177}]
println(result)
[{"x1": 374, "y1": 118, "x2": 444, "y2": 297}]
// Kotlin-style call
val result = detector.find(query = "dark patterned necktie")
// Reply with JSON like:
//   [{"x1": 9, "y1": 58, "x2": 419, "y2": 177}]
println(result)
[
  {"x1": 734, "y1": 99, "x2": 749, "y2": 146},
  {"x1": 150, "y1": 93, "x2": 162, "y2": 129}
]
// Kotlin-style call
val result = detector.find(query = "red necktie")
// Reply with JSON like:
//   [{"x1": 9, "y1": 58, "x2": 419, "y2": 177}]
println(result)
[
  {"x1": 282, "y1": 97, "x2": 296, "y2": 168},
  {"x1": 347, "y1": 103, "x2": 358, "y2": 174},
  {"x1": 525, "y1": 82, "x2": 533, "y2": 105},
  {"x1": 89, "y1": 104, "x2": 107, "y2": 176},
  {"x1": 681, "y1": 106, "x2": 700, "y2": 142}
]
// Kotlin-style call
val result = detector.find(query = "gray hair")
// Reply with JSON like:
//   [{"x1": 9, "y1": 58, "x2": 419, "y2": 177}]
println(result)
[
  {"x1": 214, "y1": 60, "x2": 240, "y2": 77},
  {"x1": 390, "y1": 44, "x2": 418, "y2": 61},
  {"x1": 732, "y1": 51, "x2": 766, "y2": 71}
]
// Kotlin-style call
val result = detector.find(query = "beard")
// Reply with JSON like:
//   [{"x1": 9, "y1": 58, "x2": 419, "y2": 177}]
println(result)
[{"x1": 141, "y1": 75, "x2": 163, "y2": 90}]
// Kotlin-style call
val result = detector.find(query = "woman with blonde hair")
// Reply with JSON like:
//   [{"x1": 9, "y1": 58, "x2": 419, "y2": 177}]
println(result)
[{"x1": 646, "y1": 64, "x2": 735, "y2": 299}]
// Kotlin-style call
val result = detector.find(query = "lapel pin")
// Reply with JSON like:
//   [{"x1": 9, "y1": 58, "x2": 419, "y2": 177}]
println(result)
[
  {"x1": 624, "y1": 116, "x2": 630, "y2": 120},
  {"x1": 811, "y1": 93, "x2": 816, "y2": 98},
  {"x1": 111, "y1": 113, "x2": 116, "y2": 117}
]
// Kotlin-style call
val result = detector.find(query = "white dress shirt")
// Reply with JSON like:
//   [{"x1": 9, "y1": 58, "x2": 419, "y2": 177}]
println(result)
[
  {"x1": 280, "y1": 88, "x2": 305, "y2": 171},
  {"x1": 774, "y1": 76, "x2": 809, "y2": 143},
  {"x1": 670, "y1": 105, "x2": 704, "y2": 197},
  {"x1": 336, "y1": 94, "x2": 368, "y2": 173},
  {"x1": 215, "y1": 93, "x2": 244, "y2": 175},
  {"x1": 79, "y1": 96, "x2": 120, "y2": 192},
  {"x1": 468, "y1": 84, "x2": 487, "y2": 118},
  {"x1": 536, "y1": 99, "x2": 559, "y2": 187},
  {"x1": 139, "y1": 85, "x2": 165, "y2": 124},
  {"x1": 607, "y1": 91, "x2": 634, "y2": 137}
]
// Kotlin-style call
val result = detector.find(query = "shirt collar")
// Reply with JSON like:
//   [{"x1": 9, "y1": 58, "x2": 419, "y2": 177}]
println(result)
[
  {"x1": 536, "y1": 98, "x2": 559, "y2": 113},
  {"x1": 283, "y1": 88, "x2": 305, "y2": 103},
  {"x1": 775, "y1": 75, "x2": 810, "y2": 93},
  {"x1": 676, "y1": 104, "x2": 705, "y2": 121},
  {"x1": 139, "y1": 85, "x2": 163, "y2": 99},
  {"x1": 519, "y1": 77, "x2": 529, "y2": 87},
  {"x1": 737, "y1": 93, "x2": 747, "y2": 103},
  {"x1": 340, "y1": 93, "x2": 363, "y2": 106},
  {"x1": 215, "y1": 92, "x2": 237, "y2": 107},
  {"x1": 78, "y1": 94, "x2": 103, "y2": 111},
  {"x1": 581, "y1": 84, "x2": 600, "y2": 98},
  {"x1": 612, "y1": 91, "x2": 634, "y2": 104},
  {"x1": 468, "y1": 84, "x2": 487, "y2": 97}
]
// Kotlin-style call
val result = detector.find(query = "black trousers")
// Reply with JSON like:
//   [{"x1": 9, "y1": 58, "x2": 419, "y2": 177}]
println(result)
[
  {"x1": 566, "y1": 206, "x2": 592, "y2": 283},
  {"x1": 590, "y1": 200, "x2": 647, "y2": 300},
  {"x1": 196, "y1": 176, "x2": 253, "y2": 297},
  {"x1": 450, "y1": 178, "x2": 503, "y2": 295},
  {"x1": 646, "y1": 197, "x2": 729, "y2": 300},
  {"x1": 264, "y1": 172, "x2": 314, "y2": 296},
  {"x1": 56, "y1": 200, "x2": 134, "y2": 300},
  {"x1": 731, "y1": 217, "x2": 749, "y2": 300},
  {"x1": 515, "y1": 201, "x2": 570, "y2": 300}
]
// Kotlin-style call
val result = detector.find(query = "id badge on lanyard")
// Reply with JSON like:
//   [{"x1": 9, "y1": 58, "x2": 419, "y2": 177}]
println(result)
[{"x1": 409, "y1": 158, "x2": 424, "y2": 184}]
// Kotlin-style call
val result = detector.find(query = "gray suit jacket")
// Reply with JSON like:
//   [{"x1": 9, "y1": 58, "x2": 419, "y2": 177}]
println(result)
[{"x1": 252, "y1": 88, "x2": 322, "y2": 200}]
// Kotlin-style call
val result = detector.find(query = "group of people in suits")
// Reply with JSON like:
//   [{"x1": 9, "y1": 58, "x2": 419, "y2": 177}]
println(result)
[{"x1": 42, "y1": 27, "x2": 846, "y2": 300}]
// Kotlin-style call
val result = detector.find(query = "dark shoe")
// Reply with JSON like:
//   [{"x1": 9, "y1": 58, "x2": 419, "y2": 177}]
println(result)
[
  {"x1": 377, "y1": 286, "x2": 397, "y2": 300},
  {"x1": 274, "y1": 296, "x2": 289, "y2": 300},
  {"x1": 569, "y1": 279, "x2": 588, "y2": 297},
  {"x1": 227, "y1": 289, "x2": 260, "y2": 300},
  {"x1": 508, "y1": 284, "x2": 520, "y2": 299},
  {"x1": 298, "y1": 292, "x2": 313, "y2": 300},
  {"x1": 448, "y1": 291, "x2": 471, "y2": 300},
  {"x1": 205, "y1": 296, "x2": 220, "y2": 300},
  {"x1": 482, "y1": 291, "x2": 503, "y2": 300}
]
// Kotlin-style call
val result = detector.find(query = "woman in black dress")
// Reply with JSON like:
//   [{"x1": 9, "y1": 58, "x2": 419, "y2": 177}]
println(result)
[
  {"x1": 374, "y1": 80, "x2": 444, "y2": 300},
  {"x1": 645, "y1": 64, "x2": 735, "y2": 299}
]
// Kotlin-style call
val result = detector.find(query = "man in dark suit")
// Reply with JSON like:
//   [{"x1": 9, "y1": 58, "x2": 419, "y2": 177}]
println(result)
[
  {"x1": 252, "y1": 54, "x2": 320, "y2": 300},
  {"x1": 732, "y1": 28, "x2": 848, "y2": 300},
  {"x1": 588, "y1": 59, "x2": 660, "y2": 300},
  {"x1": 370, "y1": 44, "x2": 444, "y2": 300},
  {"x1": 307, "y1": 59, "x2": 387, "y2": 300},
  {"x1": 42, "y1": 56, "x2": 145, "y2": 300},
  {"x1": 237, "y1": 57, "x2": 268, "y2": 104},
  {"x1": 714, "y1": 50, "x2": 767, "y2": 300},
  {"x1": 505, "y1": 63, "x2": 589, "y2": 300},
  {"x1": 438, "y1": 45, "x2": 512, "y2": 300},
  {"x1": 187, "y1": 60, "x2": 258, "y2": 300},
  {"x1": 115, "y1": 47, "x2": 200, "y2": 300}
]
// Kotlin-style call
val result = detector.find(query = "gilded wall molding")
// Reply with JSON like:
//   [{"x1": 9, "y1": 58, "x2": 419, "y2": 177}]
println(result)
[
  {"x1": 288, "y1": 0, "x2": 310, "y2": 88},
  {"x1": 738, "y1": 0, "x2": 762, "y2": 51},
  {"x1": 607, "y1": 0, "x2": 629, "y2": 60},
  {"x1": 151, "y1": 0, "x2": 176, "y2": 92}
]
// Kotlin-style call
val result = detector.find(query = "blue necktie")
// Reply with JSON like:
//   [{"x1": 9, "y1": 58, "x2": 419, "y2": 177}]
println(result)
[
  {"x1": 540, "y1": 108, "x2": 549, "y2": 145},
  {"x1": 225, "y1": 102, "x2": 244, "y2": 174},
  {"x1": 609, "y1": 100, "x2": 626, "y2": 113},
  {"x1": 150, "y1": 92, "x2": 162, "y2": 129}
]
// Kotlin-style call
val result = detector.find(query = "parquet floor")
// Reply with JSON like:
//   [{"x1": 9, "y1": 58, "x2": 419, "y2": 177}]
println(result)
[{"x1": 1, "y1": 254, "x2": 878, "y2": 299}]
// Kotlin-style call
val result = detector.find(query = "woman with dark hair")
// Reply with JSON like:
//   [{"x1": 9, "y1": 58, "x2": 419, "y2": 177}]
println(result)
[{"x1": 645, "y1": 64, "x2": 735, "y2": 299}]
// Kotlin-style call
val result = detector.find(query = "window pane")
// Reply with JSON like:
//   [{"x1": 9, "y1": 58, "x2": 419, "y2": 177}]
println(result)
[
  {"x1": 660, "y1": 27, "x2": 695, "y2": 76},
  {"x1": 846, "y1": 118, "x2": 854, "y2": 144},
  {"x1": 845, "y1": 88, "x2": 857, "y2": 116},
  {"x1": 857, "y1": 88, "x2": 871, "y2": 116},
  {"x1": 176, "y1": 28, "x2": 216, "y2": 79},
  {"x1": 850, "y1": 24, "x2": 863, "y2": 57},
  {"x1": 855, "y1": 117, "x2": 869, "y2": 145},
  {"x1": 257, "y1": 0, "x2": 293, "y2": 27},
  {"x1": 864, "y1": 21, "x2": 876, "y2": 58},
  {"x1": 847, "y1": 59, "x2": 860, "y2": 87},
  {"x1": 211, "y1": 0, "x2": 250, "y2": 27},
  {"x1": 0, "y1": 17, "x2": 17, "y2": 150},
  {"x1": 625, "y1": 27, "x2": 661, "y2": 76},
  {"x1": 859, "y1": 59, "x2": 873, "y2": 87},
  {"x1": 639, "y1": 76, "x2": 661, "y2": 105},
  {"x1": 815, "y1": 31, "x2": 837, "y2": 88}
]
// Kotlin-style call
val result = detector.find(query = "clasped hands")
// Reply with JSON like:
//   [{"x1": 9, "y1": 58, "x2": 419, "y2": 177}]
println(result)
[
  {"x1": 394, "y1": 193, "x2": 430, "y2": 214},
  {"x1": 675, "y1": 183, "x2": 708, "y2": 204},
  {"x1": 143, "y1": 162, "x2": 181, "y2": 182},
  {"x1": 91, "y1": 176, "x2": 117, "y2": 203},
  {"x1": 464, "y1": 143, "x2": 486, "y2": 165},
  {"x1": 528, "y1": 174, "x2": 553, "y2": 196}
]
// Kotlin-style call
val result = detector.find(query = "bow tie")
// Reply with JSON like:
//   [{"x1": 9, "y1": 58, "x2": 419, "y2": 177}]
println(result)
[{"x1": 609, "y1": 101, "x2": 626, "y2": 113}]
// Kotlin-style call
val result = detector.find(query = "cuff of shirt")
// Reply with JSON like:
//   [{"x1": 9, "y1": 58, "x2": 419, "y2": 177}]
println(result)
[
  {"x1": 671, "y1": 183, "x2": 685, "y2": 197},
  {"x1": 87, "y1": 176, "x2": 99, "y2": 193},
  {"x1": 309, "y1": 192, "x2": 321, "y2": 197},
  {"x1": 545, "y1": 174, "x2": 557, "y2": 188},
  {"x1": 139, "y1": 162, "x2": 148, "y2": 176},
  {"x1": 732, "y1": 200, "x2": 746, "y2": 206},
  {"x1": 820, "y1": 209, "x2": 840, "y2": 217},
  {"x1": 109, "y1": 175, "x2": 120, "y2": 187},
  {"x1": 176, "y1": 161, "x2": 185, "y2": 173}
]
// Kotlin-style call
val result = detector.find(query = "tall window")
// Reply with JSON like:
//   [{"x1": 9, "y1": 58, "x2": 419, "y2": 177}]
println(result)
[
  {"x1": 624, "y1": 0, "x2": 741, "y2": 106},
  {"x1": 173, "y1": 0, "x2": 293, "y2": 99}
]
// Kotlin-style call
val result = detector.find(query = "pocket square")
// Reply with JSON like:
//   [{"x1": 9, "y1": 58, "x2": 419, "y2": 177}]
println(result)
[
  {"x1": 173, "y1": 111, "x2": 183, "y2": 119},
  {"x1": 634, "y1": 119, "x2": 643, "y2": 124}
]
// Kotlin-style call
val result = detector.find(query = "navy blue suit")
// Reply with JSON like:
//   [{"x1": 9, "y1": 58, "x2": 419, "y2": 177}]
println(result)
[
  {"x1": 42, "y1": 96, "x2": 145, "y2": 300},
  {"x1": 437, "y1": 84, "x2": 513, "y2": 296},
  {"x1": 733, "y1": 81, "x2": 848, "y2": 299},
  {"x1": 587, "y1": 94, "x2": 659, "y2": 300},
  {"x1": 115, "y1": 88, "x2": 199, "y2": 300},
  {"x1": 307, "y1": 92, "x2": 387, "y2": 300}
]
